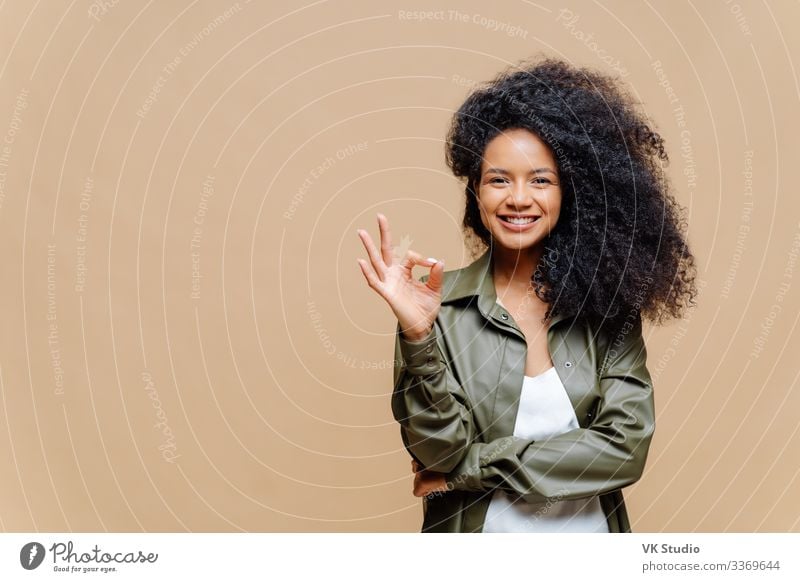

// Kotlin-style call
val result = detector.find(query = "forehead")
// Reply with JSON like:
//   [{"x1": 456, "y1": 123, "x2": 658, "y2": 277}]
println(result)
[{"x1": 481, "y1": 128, "x2": 555, "y2": 166}]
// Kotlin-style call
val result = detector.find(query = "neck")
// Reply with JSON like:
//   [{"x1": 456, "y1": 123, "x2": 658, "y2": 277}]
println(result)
[{"x1": 491, "y1": 245, "x2": 544, "y2": 288}]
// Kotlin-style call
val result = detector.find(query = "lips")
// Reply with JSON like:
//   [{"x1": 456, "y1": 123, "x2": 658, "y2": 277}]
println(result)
[
  {"x1": 498, "y1": 215, "x2": 540, "y2": 224},
  {"x1": 497, "y1": 214, "x2": 541, "y2": 232}
]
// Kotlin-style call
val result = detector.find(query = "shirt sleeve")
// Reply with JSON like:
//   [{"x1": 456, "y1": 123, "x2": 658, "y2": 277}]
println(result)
[
  {"x1": 442, "y1": 312, "x2": 655, "y2": 503},
  {"x1": 391, "y1": 318, "x2": 477, "y2": 474}
]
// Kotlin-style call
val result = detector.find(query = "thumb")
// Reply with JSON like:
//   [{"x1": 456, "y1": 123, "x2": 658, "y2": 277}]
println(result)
[{"x1": 425, "y1": 258, "x2": 444, "y2": 292}]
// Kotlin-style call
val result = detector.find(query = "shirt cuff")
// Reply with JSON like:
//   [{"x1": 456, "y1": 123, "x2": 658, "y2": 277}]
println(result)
[
  {"x1": 443, "y1": 443, "x2": 485, "y2": 490},
  {"x1": 396, "y1": 325, "x2": 444, "y2": 375},
  {"x1": 444, "y1": 437, "x2": 520, "y2": 491}
]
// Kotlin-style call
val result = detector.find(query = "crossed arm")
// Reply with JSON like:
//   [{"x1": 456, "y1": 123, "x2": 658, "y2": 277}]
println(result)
[{"x1": 391, "y1": 314, "x2": 655, "y2": 503}]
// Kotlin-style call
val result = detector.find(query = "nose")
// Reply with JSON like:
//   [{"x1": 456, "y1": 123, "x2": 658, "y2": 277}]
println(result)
[{"x1": 508, "y1": 181, "x2": 534, "y2": 207}]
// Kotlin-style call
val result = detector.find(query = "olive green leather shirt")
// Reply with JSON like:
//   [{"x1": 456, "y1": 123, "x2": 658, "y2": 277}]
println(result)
[{"x1": 391, "y1": 248, "x2": 655, "y2": 533}]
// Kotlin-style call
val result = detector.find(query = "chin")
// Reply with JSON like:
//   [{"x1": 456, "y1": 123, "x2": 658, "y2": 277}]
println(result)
[{"x1": 491, "y1": 234, "x2": 541, "y2": 252}]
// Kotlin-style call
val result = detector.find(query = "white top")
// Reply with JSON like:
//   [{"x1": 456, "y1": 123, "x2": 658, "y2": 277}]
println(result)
[{"x1": 482, "y1": 298, "x2": 609, "y2": 533}]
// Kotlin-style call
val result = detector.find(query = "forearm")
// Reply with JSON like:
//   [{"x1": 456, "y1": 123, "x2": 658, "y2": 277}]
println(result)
[
  {"x1": 391, "y1": 321, "x2": 476, "y2": 473},
  {"x1": 444, "y1": 416, "x2": 653, "y2": 503},
  {"x1": 444, "y1": 317, "x2": 656, "y2": 503}
]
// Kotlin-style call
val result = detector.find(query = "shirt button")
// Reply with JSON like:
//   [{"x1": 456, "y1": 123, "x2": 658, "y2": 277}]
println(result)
[
  {"x1": 425, "y1": 345, "x2": 433, "y2": 354},
  {"x1": 500, "y1": 312, "x2": 508, "y2": 320},
  {"x1": 564, "y1": 361, "x2": 573, "y2": 368},
  {"x1": 426, "y1": 357, "x2": 435, "y2": 366}
]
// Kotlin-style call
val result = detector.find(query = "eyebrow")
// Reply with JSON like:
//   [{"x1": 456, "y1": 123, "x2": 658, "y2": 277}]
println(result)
[{"x1": 484, "y1": 167, "x2": 557, "y2": 176}]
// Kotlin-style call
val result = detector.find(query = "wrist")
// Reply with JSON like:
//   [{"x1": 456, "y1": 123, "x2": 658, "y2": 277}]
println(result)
[{"x1": 400, "y1": 325, "x2": 433, "y2": 342}]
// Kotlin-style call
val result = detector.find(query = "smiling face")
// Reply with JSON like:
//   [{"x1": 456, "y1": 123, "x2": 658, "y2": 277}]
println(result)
[{"x1": 476, "y1": 128, "x2": 562, "y2": 255}]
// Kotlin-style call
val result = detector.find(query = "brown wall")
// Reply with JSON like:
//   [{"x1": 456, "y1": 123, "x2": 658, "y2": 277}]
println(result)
[{"x1": 0, "y1": 0, "x2": 798, "y2": 532}]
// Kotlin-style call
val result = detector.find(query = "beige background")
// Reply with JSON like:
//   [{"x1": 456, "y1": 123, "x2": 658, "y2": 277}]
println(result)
[{"x1": 0, "y1": 0, "x2": 798, "y2": 532}]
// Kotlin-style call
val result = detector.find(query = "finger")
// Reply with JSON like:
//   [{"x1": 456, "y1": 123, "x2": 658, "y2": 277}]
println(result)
[
  {"x1": 377, "y1": 213, "x2": 394, "y2": 267},
  {"x1": 401, "y1": 249, "x2": 438, "y2": 273},
  {"x1": 357, "y1": 228, "x2": 387, "y2": 281},
  {"x1": 357, "y1": 258, "x2": 385, "y2": 297},
  {"x1": 425, "y1": 258, "x2": 445, "y2": 292}
]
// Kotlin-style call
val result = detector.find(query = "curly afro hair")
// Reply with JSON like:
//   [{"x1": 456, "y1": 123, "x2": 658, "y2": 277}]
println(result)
[{"x1": 445, "y1": 55, "x2": 698, "y2": 327}]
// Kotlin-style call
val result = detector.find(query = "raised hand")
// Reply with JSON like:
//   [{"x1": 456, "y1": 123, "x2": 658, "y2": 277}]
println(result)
[{"x1": 356, "y1": 213, "x2": 445, "y2": 341}]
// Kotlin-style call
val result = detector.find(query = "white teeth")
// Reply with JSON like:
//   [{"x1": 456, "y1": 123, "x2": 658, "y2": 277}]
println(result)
[{"x1": 502, "y1": 216, "x2": 536, "y2": 225}]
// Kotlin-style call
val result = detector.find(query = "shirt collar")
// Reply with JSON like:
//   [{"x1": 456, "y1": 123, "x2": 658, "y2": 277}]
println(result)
[{"x1": 441, "y1": 247, "x2": 573, "y2": 328}]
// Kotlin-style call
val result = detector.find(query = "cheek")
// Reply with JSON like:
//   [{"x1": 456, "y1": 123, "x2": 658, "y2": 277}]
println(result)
[
  {"x1": 546, "y1": 193, "x2": 562, "y2": 225},
  {"x1": 476, "y1": 191, "x2": 494, "y2": 216},
  {"x1": 549, "y1": 192, "x2": 562, "y2": 214},
  {"x1": 483, "y1": 193, "x2": 509, "y2": 218}
]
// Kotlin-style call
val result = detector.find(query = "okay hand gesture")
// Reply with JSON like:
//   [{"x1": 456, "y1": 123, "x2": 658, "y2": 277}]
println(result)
[{"x1": 357, "y1": 213, "x2": 445, "y2": 341}]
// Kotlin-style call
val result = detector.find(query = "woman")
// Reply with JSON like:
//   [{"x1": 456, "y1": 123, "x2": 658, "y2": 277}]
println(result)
[{"x1": 357, "y1": 56, "x2": 697, "y2": 533}]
